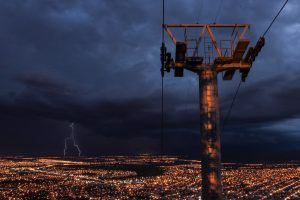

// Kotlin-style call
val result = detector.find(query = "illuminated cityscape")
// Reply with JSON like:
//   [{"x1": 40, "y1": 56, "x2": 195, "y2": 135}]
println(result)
[
  {"x1": 0, "y1": 156, "x2": 299, "y2": 199},
  {"x1": 0, "y1": 1, "x2": 299, "y2": 200}
]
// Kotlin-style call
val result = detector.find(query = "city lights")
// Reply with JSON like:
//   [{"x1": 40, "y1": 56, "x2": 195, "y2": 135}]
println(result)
[{"x1": 0, "y1": 156, "x2": 299, "y2": 199}]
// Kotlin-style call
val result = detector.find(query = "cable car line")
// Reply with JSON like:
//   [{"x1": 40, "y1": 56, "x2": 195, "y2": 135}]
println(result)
[
  {"x1": 221, "y1": 0, "x2": 289, "y2": 132},
  {"x1": 160, "y1": 0, "x2": 165, "y2": 159},
  {"x1": 263, "y1": 0, "x2": 289, "y2": 37}
]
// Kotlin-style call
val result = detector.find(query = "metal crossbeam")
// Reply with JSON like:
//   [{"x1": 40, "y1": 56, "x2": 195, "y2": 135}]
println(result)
[{"x1": 164, "y1": 23, "x2": 251, "y2": 76}]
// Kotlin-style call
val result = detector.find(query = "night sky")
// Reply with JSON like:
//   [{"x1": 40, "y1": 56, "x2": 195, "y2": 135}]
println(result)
[{"x1": 0, "y1": 0, "x2": 299, "y2": 162}]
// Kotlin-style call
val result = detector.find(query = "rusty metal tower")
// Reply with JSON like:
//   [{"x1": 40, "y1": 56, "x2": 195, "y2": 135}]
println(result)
[
  {"x1": 161, "y1": 23, "x2": 262, "y2": 199},
  {"x1": 159, "y1": 1, "x2": 289, "y2": 199}
]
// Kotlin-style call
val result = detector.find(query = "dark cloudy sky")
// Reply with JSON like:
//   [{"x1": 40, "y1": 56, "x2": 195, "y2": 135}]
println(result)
[{"x1": 0, "y1": 0, "x2": 299, "y2": 162}]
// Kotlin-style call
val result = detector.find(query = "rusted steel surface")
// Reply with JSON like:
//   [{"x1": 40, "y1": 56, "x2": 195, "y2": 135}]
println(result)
[
  {"x1": 199, "y1": 68, "x2": 223, "y2": 200},
  {"x1": 166, "y1": 24, "x2": 250, "y2": 28}
]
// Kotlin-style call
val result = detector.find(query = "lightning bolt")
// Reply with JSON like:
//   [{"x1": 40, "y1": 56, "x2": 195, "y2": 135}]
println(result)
[{"x1": 63, "y1": 122, "x2": 82, "y2": 157}]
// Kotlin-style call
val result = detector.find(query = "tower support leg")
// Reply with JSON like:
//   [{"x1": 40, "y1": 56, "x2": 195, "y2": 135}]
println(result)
[{"x1": 199, "y1": 67, "x2": 223, "y2": 200}]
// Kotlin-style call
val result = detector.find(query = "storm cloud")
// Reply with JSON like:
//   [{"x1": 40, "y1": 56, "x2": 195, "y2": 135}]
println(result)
[{"x1": 0, "y1": 0, "x2": 299, "y2": 162}]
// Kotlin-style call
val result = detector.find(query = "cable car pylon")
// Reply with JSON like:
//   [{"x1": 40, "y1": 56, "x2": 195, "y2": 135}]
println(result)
[{"x1": 159, "y1": 1, "x2": 288, "y2": 199}]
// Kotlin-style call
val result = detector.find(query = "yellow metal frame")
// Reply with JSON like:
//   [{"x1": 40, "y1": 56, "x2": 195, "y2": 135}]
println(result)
[{"x1": 164, "y1": 24, "x2": 251, "y2": 73}]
